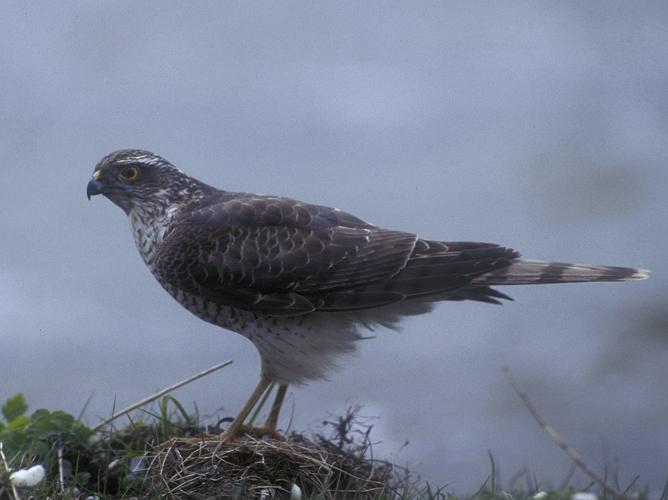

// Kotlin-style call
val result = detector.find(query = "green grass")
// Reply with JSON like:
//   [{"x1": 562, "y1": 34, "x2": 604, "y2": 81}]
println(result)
[{"x1": 0, "y1": 393, "x2": 659, "y2": 499}]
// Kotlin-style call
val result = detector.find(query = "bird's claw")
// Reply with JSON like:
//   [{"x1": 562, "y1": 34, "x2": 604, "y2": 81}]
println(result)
[{"x1": 219, "y1": 424, "x2": 285, "y2": 442}]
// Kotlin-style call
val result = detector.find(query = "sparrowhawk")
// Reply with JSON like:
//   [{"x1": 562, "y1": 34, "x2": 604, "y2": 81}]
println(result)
[{"x1": 87, "y1": 149, "x2": 648, "y2": 440}]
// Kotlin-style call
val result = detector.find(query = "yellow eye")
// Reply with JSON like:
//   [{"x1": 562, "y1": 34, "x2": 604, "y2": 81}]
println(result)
[{"x1": 119, "y1": 166, "x2": 140, "y2": 181}]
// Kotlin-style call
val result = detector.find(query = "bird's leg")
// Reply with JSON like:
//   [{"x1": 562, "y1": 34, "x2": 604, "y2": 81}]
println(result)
[
  {"x1": 261, "y1": 383, "x2": 288, "y2": 436},
  {"x1": 219, "y1": 375, "x2": 271, "y2": 442}
]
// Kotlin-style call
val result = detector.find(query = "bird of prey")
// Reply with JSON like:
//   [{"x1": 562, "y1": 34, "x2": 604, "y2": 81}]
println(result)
[{"x1": 87, "y1": 149, "x2": 648, "y2": 440}]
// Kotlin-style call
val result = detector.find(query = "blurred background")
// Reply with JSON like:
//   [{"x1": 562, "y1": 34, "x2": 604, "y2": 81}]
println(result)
[{"x1": 1, "y1": 1, "x2": 666, "y2": 493}]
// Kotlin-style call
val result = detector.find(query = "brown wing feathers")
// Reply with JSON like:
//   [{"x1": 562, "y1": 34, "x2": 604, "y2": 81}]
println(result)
[
  {"x1": 154, "y1": 193, "x2": 646, "y2": 316},
  {"x1": 154, "y1": 194, "x2": 527, "y2": 315}
]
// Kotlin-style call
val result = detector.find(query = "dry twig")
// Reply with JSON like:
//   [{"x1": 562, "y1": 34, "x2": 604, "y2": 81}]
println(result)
[
  {"x1": 0, "y1": 442, "x2": 20, "y2": 500},
  {"x1": 56, "y1": 446, "x2": 65, "y2": 493},
  {"x1": 502, "y1": 366, "x2": 623, "y2": 497},
  {"x1": 93, "y1": 360, "x2": 233, "y2": 432}
]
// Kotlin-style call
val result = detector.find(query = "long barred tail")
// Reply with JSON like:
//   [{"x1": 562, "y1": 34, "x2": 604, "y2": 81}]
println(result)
[{"x1": 472, "y1": 259, "x2": 649, "y2": 286}]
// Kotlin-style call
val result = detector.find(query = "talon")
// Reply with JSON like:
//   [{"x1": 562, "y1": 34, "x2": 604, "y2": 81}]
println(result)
[
  {"x1": 251, "y1": 426, "x2": 286, "y2": 441},
  {"x1": 220, "y1": 424, "x2": 285, "y2": 442},
  {"x1": 218, "y1": 430, "x2": 234, "y2": 442}
]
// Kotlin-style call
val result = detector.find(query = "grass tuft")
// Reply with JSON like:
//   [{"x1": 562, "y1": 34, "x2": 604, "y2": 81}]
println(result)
[{"x1": 0, "y1": 386, "x2": 660, "y2": 499}]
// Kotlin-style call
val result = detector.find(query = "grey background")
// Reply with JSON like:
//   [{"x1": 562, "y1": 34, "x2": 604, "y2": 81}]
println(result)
[{"x1": 1, "y1": 1, "x2": 666, "y2": 493}]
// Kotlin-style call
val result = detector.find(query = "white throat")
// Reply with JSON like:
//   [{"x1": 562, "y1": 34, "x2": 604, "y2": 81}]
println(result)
[{"x1": 128, "y1": 204, "x2": 178, "y2": 267}]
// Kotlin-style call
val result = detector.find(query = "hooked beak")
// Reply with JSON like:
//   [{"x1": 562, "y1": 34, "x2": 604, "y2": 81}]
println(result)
[
  {"x1": 87, "y1": 170, "x2": 104, "y2": 200},
  {"x1": 87, "y1": 179, "x2": 104, "y2": 200}
]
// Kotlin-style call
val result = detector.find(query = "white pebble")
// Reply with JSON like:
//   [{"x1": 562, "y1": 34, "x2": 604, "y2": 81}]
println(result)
[
  {"x1": 572, "y1": 493, "x2": 598, "y2": 500},
  {"x1": 107, "y1": 458, "x2": 121, "y2": 470},
  {"x1": 291, "y1": 483, "x2": 302, "y2": 500},
  {"x1": 9, "y1": 464, "x2": 46, "y2": 487},
  {"x1": 533, "y1": 492, "x2": 548, "y2": 499}
]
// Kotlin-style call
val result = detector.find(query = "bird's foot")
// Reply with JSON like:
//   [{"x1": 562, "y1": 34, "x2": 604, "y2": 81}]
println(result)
[
  {"x1": 218, "y1": 424, "x2": 285, "y2": 442},
  {"x1": 156, "y1": 426, "x2": 284, "y2": 450},
  {"x1": 158, "y1": 434, "x2": 212, "y2": 449},
  {"x1": 245, "y1": 425, "x2": 286, "y2": 441}
]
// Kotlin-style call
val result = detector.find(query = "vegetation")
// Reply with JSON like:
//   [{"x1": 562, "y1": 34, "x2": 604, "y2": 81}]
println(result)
[{"x1": 0, "y1": 393, "x2": 659, "y2": 499}]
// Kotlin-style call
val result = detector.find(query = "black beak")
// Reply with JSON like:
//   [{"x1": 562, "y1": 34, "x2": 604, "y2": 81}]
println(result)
[{"x1": 87, "y1": 179, "x2": 104, "y2": 200}]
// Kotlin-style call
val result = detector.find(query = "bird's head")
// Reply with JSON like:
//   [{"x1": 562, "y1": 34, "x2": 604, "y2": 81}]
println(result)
[{"x1": 87, "y1": 149, "x2": 199, "y2": 214}]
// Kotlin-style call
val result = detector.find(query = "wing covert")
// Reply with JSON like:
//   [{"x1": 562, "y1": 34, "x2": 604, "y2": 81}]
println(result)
[{"x1": 153, "y1": 196, "x2": 417, "y2": 315}]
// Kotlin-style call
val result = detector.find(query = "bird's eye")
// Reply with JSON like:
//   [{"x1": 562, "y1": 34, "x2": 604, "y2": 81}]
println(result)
[{"x1": 119, "y1": 166, "x2": 140, "y2": 181}]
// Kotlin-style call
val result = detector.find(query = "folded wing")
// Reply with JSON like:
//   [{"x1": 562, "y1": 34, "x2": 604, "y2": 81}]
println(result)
[{"x1": 153, "y1": 195, "x2": 522, "y2": 315}]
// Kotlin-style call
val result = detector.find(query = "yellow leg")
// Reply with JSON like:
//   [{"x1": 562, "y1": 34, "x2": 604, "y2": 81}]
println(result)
[
  {"x1": 263, "y1": 384, "x2": 288, "y2": 433},
  {"x1": 219, "y1": 375, "x2": 271, "y2": 442}
]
